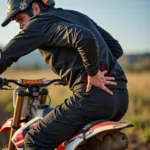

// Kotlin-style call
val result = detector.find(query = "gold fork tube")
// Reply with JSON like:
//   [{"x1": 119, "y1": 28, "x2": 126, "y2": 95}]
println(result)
[
  {"x1": 41, "y1": 94, "x2": 48, "y2": 104},
  {"x1": 8, "y1": 94, "x2": 24, "y2": 150},
  {"x1": 41, "y1": 88, "x2": 48, "y2": 104}
]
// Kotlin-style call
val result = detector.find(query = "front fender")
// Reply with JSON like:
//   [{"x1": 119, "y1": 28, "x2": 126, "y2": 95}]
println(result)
[
  {"x1": 0, "y1": 118, "x2": 13, "y2": 132},
  {"x1": 0, "y1": 118, "x2": 26, "y2": 133}
]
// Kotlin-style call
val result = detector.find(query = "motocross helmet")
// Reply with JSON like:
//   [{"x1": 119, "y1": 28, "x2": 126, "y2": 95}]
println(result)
[{"x1": 1, "y1": 0, "x2": 55, "y2": 27}]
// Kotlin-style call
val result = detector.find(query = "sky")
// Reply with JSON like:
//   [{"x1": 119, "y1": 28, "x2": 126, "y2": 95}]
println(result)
[{"x1": 0, "y1": 0, "x2": 149, "y2": 54}]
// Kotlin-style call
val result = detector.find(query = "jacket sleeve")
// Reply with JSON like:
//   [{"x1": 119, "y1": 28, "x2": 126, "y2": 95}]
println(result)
[
  {"x1": 93, "y1": 21, "x2": 123, "y2": 59},
  {"x1": 44, "y1": 21, "x2": 100, "y2": 76},
  {"x1": 0, "y1": 20, "x2": 47, "y2": 74}
]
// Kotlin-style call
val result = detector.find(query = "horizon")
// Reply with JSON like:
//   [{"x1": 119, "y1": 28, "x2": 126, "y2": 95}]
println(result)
[{"x1": 0, "y1": 0, "x2": 149, "y2": 54}]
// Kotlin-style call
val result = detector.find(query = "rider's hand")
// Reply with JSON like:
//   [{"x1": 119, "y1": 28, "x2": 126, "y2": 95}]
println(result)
[{"x1": 86, "y1": 70, "x2": 117, "y2": 95}]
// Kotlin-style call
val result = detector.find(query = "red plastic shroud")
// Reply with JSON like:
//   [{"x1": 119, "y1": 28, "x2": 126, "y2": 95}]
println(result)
[{"x1": 0, "y1": 118, "x2": 26, "y2": 133}]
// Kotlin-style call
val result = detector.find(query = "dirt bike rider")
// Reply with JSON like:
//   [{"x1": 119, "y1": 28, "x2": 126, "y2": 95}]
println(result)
[{"x1": 1, "y1": 0, "x2": 129, "y2": 149}]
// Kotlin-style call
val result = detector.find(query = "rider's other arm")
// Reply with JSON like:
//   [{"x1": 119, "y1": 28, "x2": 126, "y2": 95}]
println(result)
[
  {"x1": 92, "y1": 21, "x2": 123, "y2": 59},
  {"x1": 0, "y1": 19, "x2": 100, "y2": 76},
  {"x1": 0, "y1": 20, "x2": 47, "y2": 74}
]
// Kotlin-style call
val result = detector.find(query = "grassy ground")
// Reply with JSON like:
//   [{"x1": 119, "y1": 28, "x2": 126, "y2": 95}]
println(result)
[
  {"x1": 123, "y1": 72, "x2": 150, "y2": 143},
  {"x1": 0, "y1": 70, "x2": 150, "y2": 148}
]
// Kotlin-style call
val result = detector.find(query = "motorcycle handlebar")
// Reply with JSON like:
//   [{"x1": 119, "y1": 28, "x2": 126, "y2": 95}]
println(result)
[{"x1": 0, "y1": 78, "x2": 67, "y2": 88}]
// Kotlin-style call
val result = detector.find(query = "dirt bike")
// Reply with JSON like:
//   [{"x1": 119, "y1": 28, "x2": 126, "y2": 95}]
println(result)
[{"x1": 0, "y1": 77, "x2": 134, "y2": 150}]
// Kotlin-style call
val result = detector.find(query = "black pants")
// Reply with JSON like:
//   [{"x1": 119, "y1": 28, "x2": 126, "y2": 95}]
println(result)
[{"x1": 24, "y1": 87, "x2": 128, "y2": 150}]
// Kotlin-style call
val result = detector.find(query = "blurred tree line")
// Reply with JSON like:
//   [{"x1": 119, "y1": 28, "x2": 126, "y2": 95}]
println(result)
[
  {"x1": 119, "y1": 52, "x2": 150, "y2": 72},
  {"x1": 12, "y1": 52, "x2": 150, "y2": 72}
]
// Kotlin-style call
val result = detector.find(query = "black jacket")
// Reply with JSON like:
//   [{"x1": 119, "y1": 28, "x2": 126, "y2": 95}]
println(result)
[{"x1": 0, "y1": 7, "x2": 127, "y2": 90}]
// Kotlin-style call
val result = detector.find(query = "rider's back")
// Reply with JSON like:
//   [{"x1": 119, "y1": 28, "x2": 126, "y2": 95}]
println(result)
[{"x1": 31, "y1": 7, "x2": 127, "y2": 90}]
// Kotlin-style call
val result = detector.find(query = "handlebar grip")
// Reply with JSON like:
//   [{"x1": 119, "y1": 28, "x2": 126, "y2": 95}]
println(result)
[
  {"x1": 54, "y1": 79, "x2": 67, "y2": 86},
  {"x1": 0, "y1": 78, "x2": 8, "y2": 87},
  {"x1": 60, "y1": 79, "x2": 68, "y2": 86},
  {"x1": 0, "y1": 78, "x2": 3, "y2": 85}
]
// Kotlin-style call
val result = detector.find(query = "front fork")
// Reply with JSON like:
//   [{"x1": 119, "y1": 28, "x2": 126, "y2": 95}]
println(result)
[
  {"x1": 8, "y1": 88, "x2": 48, "y2": 150},
  {"x1": 8, "y1": 91, "x2": 24, "y2": 150}
]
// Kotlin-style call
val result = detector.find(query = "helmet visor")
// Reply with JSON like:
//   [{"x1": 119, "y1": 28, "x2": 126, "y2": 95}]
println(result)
[{"x1": 1, "y1": 8, "x2": 20, "y2": 27}]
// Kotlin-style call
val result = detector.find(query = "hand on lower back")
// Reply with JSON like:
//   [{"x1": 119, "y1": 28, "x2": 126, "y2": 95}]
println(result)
[{"x1": 86, "y1": 70, "x2": 117, "y2": 95}]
